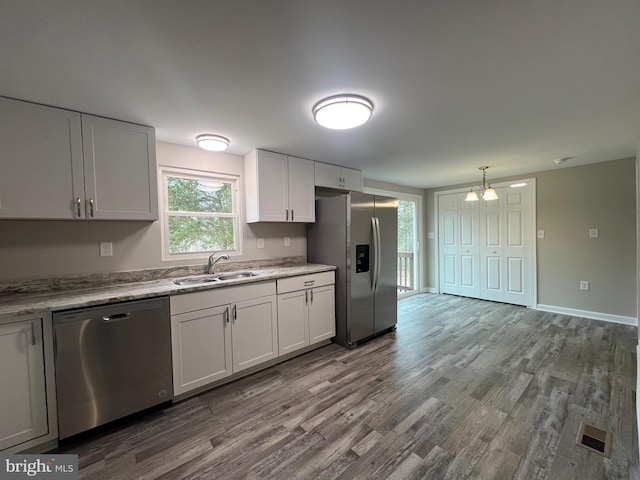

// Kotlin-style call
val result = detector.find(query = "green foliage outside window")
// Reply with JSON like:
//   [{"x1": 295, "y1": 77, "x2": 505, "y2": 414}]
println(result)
[
  {"x1": 166, "y1": 175, "x2": 237, "y2": 255},
  {"x1": 398, "y1": 200, "x2": 415, "y2": 252}
]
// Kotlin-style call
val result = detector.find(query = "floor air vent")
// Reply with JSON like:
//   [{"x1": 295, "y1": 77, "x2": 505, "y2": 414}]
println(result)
[{"x1": 576, "y1": 422, "x2": 612, "y2": 457}]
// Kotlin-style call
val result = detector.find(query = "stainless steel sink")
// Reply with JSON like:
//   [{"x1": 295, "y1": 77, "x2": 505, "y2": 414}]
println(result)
[
  {"x1": 173, "y1": 276, "x2": 220, "y2": 286},
  {"x1": 173, "y1": 271, "x2": 261, "y2": 285},
  {"x1": 215, "y1": 271, "x2": 261, "y2": 281}
]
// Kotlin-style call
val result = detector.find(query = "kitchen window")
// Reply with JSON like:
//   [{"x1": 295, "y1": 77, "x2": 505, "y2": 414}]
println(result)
[{"x1": 161, "y1": 167, "x2": 241, "y2": 259}]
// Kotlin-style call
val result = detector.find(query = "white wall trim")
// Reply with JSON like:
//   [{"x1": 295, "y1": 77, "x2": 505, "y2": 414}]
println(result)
[
  {"x1": 423, "y1": 287, "x2": 437, "y2": 294},
  {"x1": 535, "y1": 304, "x2": 638, "y2": 326}
]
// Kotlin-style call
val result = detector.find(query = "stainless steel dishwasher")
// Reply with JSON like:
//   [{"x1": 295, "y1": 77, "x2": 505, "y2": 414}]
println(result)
[{"x1": 53, "y1": 297, "x2": 173, "y2": 439}]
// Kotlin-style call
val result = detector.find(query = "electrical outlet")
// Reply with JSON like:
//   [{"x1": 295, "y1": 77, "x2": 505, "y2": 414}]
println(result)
[
  {"x1": 580, "y1": 281, "x2": 590, "y2": 291},
  {"x1": 257, "y1": 238, "x2": 265, "y2": 249},
  {"x1": 99, "y1": 242, "x2": 113, "y2": 257},
  {"x1": 284, "y1": 236, "x2": 291, "y2": 247},
  {"x1": 537, "y1": 229, "x2": 545, "y2": 239},
  {"x1": 589, "y1": 228, "x2": 599, "y2": 238}
]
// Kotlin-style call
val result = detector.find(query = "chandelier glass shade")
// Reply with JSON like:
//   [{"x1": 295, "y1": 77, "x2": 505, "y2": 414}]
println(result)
[{"x1": 465, "y1": 166, "x2": 498, "y2": 202}]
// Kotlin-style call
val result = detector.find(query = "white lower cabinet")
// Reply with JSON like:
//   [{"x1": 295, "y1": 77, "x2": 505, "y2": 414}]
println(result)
[
  {"x1": 171, "y1": 272, "x2": 335, "y2": 398},
  {"x1": 277, "y1": 272, "x2": 336, "y2": 355},
  {"x1": 170, "y1": 281, "x2": 277, "y2": 396},
  {"x1": 170, "y1": 305, "x2": 233, "y2": 396},
  {"x1": 232, "y1": 296, "x2": 278, "y2": 372},
  {"x1": 0, "y1": 314, "x2": 57, "y2": 453},
  {"x1": 308, "y1": 284, "x2": 336, "y2": 344}
]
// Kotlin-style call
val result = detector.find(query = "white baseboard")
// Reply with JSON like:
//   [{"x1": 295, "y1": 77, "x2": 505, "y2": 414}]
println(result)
[
  {"x1": 535, "y1": 304, "x2": 637, "y2": 326},
  {"x1": 422, "y1": 287, "x2": 437, "y2": 294}
]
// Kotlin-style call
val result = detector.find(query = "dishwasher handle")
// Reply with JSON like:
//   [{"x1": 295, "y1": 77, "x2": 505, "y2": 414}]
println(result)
[{"x1": 102, "y1": 312, "x2": 132, "y2": 322}]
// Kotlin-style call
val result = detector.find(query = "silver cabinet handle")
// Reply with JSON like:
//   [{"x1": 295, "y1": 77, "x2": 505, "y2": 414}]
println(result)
[
  {"x1": 225, "y1": 306, "x2": 230, "y2": 324},
  {"x1": 89, "y1": 198, "x2": 95, "y2": 217},
  {"x1": 310, "y1": 290, "x2": 314, "y2": 304},
  {"x1": 291, "y1": 209, "x2": 294, "y2": 222},
  {"x1": 305, "y1": 290, "x2": 308, "y2": 304},
  {"x1": 232, "y1": 305, "x2": 237, "y2": 322},
  {"x1": 30, "y1": 322, "x2": 36, "y2": 346},
  {"x1": 76, "y1": 197, "x2": 82, "y2": 217},
  {"x1": 286, "y1": 209, "x2": 289, "y2": 221},
  {"x1": 304, "y1": 280, "x2": 315, "y2": 286}
]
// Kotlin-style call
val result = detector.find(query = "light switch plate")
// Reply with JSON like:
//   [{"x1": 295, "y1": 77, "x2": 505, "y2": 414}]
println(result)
[
  {"x1": 427, "y1": 232, "x2": 435, "y2": 239},
  {"x1": 537, "y1": 230, "x2": 545, "y2": 239},
  {"x1": 100, "y1": 242, "x2": 113, "y2": 257},
  {"x1": 589, "y1": 228, "x2": 599, "y2": 238},
  {"x1": 257, "y1": 238, "x2": 265, "y2": 249}
]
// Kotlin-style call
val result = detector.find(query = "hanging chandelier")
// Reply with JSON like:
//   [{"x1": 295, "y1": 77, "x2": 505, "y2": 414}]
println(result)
[{"x1": 465, "y1": 166, "x2": 498, "y2": 202}]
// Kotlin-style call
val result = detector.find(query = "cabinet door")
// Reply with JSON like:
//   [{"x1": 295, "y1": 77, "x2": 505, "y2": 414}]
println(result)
[
  {"x1": 82, "y1": 115, "x2": 158, "y2": 220},
  {"x1": 232, "y1": 295, "x2": 278, "y2": 372},
  {"x1": 287, "y1": 156, "x2": 315, "y2": 222},
  {"x1": 254, "y1": 150, "x2": 288, "y2": 222},
  {"x1": 171, "y1": 305, "x2": 232, "y2": 396},
  {"x1": 341, "y1": 167, "x2": 363, "y2": 192},
  {"x1": 277, "y1": 290, "x2": 309, "y2": 355},
  {"x1": 314, "y1": 162, "x2": 341, "y2": 189},
  {"x1": 0, "y1": 97, "x2": 84, "y2": 219},
  {"x1": 0, "y1": 319, "x2": 47, "y2": 451},
  {"x1": 309, "y1": 285, "x2": 336, "y2": 344}
]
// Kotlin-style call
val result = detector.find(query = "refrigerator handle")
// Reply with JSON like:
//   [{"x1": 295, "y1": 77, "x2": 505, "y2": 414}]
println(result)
[
  {"x1": 374, "y1": 216, "x2": 382, "y2": 292},
  {"x1": 372, "y1": 216, "x2": 382, "y2": 292},
  {"x1": 371, "y1": 217, "x2": 378, "y2": 292}
]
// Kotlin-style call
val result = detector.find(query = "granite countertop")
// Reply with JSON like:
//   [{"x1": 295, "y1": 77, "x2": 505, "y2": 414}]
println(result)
[{"x1": 0, "y1": 263, "x2": 336, "y2": 318}]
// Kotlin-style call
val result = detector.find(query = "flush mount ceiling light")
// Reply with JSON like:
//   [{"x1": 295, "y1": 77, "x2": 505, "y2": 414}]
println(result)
[
  {"x1": 312, "y1": 94, "x2": 373, "y2": 129},
  {"x1": 196, "y1": 134, "x2": 230, "y2": 152},
  {"x1": 465, "y1": 166, "x2": 499, "y2": 202}
]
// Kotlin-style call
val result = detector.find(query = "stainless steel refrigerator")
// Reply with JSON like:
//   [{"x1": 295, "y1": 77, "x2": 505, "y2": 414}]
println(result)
[{"x1": 307, "y1": 192, "x2": 398, "y2": 348}]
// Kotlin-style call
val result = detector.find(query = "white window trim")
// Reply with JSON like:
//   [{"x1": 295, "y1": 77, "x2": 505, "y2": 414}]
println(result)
[{"x1": 160, "y1": 166, "x2": 243, "y2": 261}]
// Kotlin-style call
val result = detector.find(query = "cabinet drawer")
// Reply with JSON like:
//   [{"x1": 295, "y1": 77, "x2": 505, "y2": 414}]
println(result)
[
  {"x1": 277, "y1": 271, "x2": 335, "y2": 294},
  {"x1": 171, "y1": 280, "x2": 276, "y2": 315}
]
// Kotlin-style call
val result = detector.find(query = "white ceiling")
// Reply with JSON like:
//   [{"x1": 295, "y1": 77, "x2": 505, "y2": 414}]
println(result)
[{"x1": 1, "y1": 0, "x2": 639, "y2": 189}]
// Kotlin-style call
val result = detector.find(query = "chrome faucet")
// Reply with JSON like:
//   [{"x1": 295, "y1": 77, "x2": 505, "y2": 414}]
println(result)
[{"x1": 208, "y1": 252, "x2": 230, "y2": 274}]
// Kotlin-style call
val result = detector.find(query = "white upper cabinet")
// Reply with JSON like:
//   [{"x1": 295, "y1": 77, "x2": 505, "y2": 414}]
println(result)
[
  {"x1": 82, "y1": 115, "x2": 157, "y2": 220},
  {"x1": 0, "y1": 97, "x2": 84, "y2": 219},
  {"x1": 0, "y1": 97, "x2": 158, "y2": 221},
  {"x1": 314, "y1": 162, "x2": 363, "y2": 192},
  {"x1": 244, "y1": 149, "x2": 315, "y2": 223}
]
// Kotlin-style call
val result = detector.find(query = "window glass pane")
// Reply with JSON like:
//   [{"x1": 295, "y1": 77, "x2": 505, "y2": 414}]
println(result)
[
  {"x1": 168, "y1": 216, "x2": 235, "y2": 254},
  {"x1": 398, "y1": 200, "x2": 415, "y2": 250},
  {"x1": 167, "y1": 176, "x2": 232, "y2": 213}
]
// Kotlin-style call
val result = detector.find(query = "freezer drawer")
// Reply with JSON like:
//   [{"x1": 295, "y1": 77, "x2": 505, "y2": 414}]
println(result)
[{"x1": 53, "y1": 297, "x2": 172, "y2": 439}]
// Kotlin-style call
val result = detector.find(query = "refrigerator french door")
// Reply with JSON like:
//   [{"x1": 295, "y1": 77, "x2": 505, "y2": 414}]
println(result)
[{"x1": 308, "y1": 192, "x2": 398, "y2": 348}]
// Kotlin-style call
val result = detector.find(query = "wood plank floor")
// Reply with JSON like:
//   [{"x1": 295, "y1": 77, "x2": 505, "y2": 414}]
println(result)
[{"x1": 57, "y1": 294, "x2": 639, "y2": 479}]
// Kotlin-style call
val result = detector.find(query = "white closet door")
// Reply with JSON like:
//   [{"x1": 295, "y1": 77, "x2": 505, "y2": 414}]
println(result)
[
  {"x1": 438, "y1": 181, "x2": 534, "y2": 307},
  {"x1": 458, "y1": 194, "x2": 480, "y2": 297},
  {"x1": 503, "y1": 189, "x2": 533, "y2": 305},
  {"x1": 438, "y1": 194, "x2": 459, "y2": 294},
  {"x1": 480, "y1": 197, "x2": 505, "y2": 302}
]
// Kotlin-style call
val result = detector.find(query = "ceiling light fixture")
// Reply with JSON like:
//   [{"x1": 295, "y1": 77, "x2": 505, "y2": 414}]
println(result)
[
  {"x1": 196, "y1": 134, "x2": 230, "y2": 152},
  {"x1": 465, "y1": 166, "x2": 498, "y2": 202},
  {"x1": 312, "y1": 94, "x2": 373, "y2": 130}
]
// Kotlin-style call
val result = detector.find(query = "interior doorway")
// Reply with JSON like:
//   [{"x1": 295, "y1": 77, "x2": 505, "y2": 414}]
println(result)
[{"x1": 363, "y1": 187, "x2": 423, "y2": 300}]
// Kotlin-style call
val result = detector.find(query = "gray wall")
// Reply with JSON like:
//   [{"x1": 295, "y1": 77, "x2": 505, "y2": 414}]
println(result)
[
  {"x1": 0, "y1": 142, "x2": 306, "y2": 281},
  {"x1": 424, "y1": 157, "x2": 637, "y2": 318}
]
